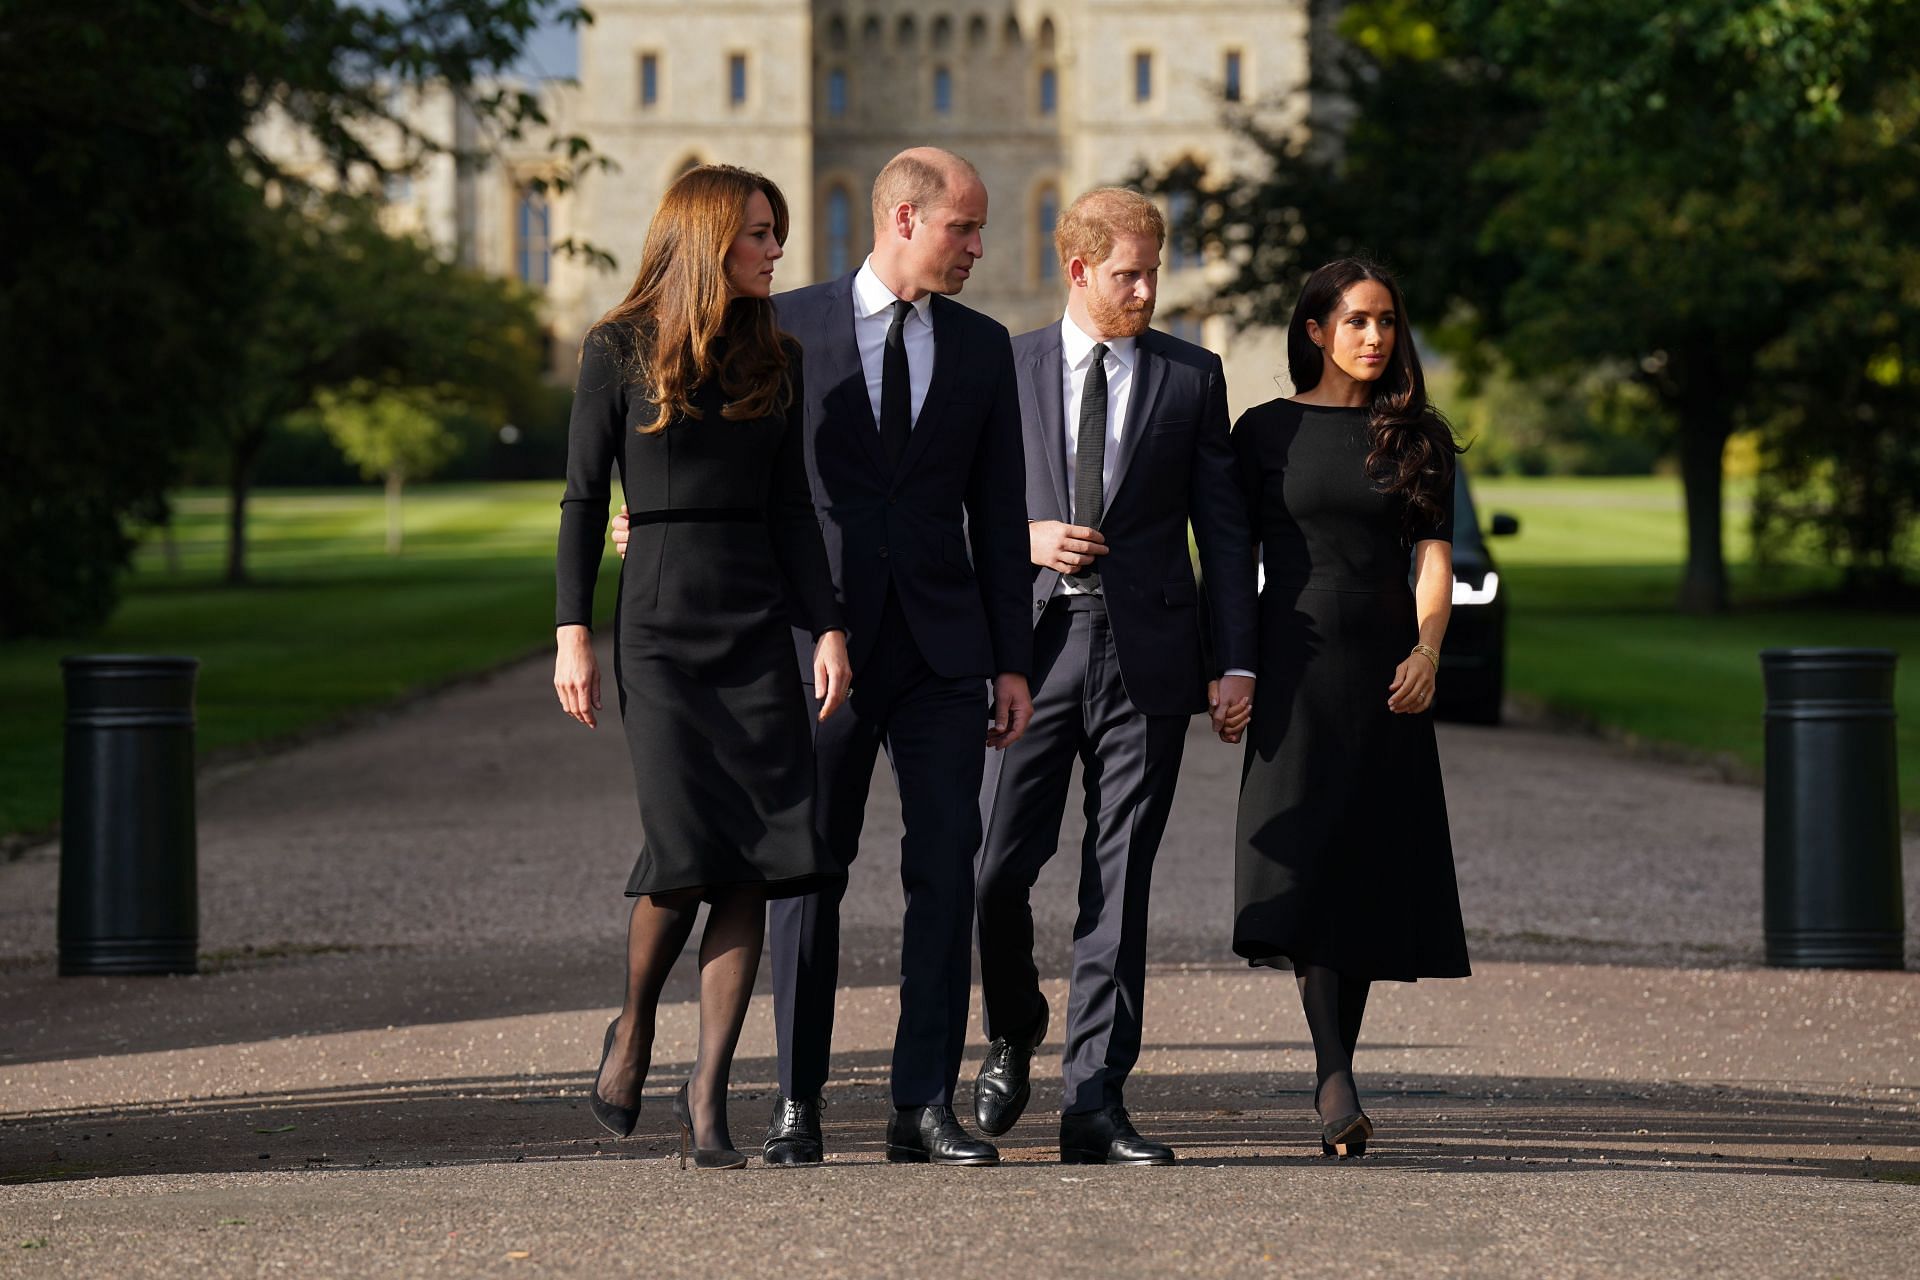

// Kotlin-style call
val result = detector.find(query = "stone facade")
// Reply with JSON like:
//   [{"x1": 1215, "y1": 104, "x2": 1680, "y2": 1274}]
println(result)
[
  {"x1": 560, "y1": 0, "x2": 1308, "y2": 412},
  {"x1": 254, "y1": 4, "x2": 1310, "y2": 409}
]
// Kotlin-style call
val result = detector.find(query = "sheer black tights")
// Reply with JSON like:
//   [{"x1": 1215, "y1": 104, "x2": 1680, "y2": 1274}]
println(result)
[
  {"x1": 594, "y1": 885, "x2": 766, "y2": 1150},
  {"x1": 1294, "y1": 964, "x2": 1372, "y2": 1123}
]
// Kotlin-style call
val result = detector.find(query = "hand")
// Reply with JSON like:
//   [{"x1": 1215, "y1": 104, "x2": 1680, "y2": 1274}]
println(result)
[
  {"x1": 987, "y1": 673, "x2": 1032, "y2": 749},
  {"x1": 611, "y1": 503, "x2": 630, "y2": 559},
  {"x1": 1387, "y1": 652, "x2": 1437, "y2": 714},
  {"x1": 1209, "y1": 674, "x2": 1254, "y2": 744},
  {"x1": 812, "y1": 630, "x2": 852, "y2": 722},
  {"x1": 554, "y1": 625, "x2": 601, "y2": 728},
  {"x1": 1029, "y1": 521, "x2": 1108, "y2": 575}
]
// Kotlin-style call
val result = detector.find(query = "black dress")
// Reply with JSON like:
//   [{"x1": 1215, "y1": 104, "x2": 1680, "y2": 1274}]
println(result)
[
  {"x1": 1230, "y1": 400, "x2": 1470, "y2": 980},
  {"x1": 556, "y1": 328, "x2": 843, "y2": 898}
]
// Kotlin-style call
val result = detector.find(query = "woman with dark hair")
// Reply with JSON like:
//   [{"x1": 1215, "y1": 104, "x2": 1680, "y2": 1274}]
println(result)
[
  {"x1": 1225, "y1": 257, "x2": 1470, "y2": 1159},
  {"x1": 553, "y1": 164, "x2": 851, "y2": 1169}
]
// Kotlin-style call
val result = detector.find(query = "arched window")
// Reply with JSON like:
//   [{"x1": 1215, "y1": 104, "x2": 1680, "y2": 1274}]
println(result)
[
  {"x1": 1038, "y1": 66, "x2": 1058, "y2": 116},
  {"x1": 826, "y1": 15, "x2": 849, "y2": 51},
  {"x1": 1167, "y1": 190, "x2": 1197, "y2": 270},
  {"x1": 967, "y1": 15, "x2": 989, "y2": 48},
  {"x1": 826, "y1": 186, "x2": 853, "y2": 278},
  {"x1": 896, "y1": 15, "x2": 917, "y2": 49},
  {"x1": 516, "y1": 189, "x2": 550, "y2": 288},
  {"x1": 1038, "y1": 17, "x2": 1057, "y2": 53},
  {"x1": 1003, "y1": 15, "x2": 1022, "y2": 49},
  {"x1": 933, "y1": 66, "x2": 953, "y2": 114},
  {"x1": 1036, "y1": 185, "x2": 1060, "y2": 283},
  {"x1": 931, "y1": 15, "x2": 953, "y2": 50},
  {"x1": 862, "y1": 15, "x2": 882, "y2": 46},
  {"x1": 827, "y1": 67, "x2": 849, "y2": 118}
]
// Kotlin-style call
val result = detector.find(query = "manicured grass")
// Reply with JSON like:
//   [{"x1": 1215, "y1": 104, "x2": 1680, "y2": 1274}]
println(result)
[
  {"x1": 3, "y1": 475, "x2": 1913, "y2": 840},
  {"x1": 0, "y1": 483, "x2": 616, "y2": 839},
  {"x1": 1470, "y1": 475, "x2": 1918, "y2": 812}
]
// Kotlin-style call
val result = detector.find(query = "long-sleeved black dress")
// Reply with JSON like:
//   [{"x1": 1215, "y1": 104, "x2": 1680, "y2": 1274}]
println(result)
[
  {"x1": 1230, "y1": 399, "x2": 1470, "y2": 981},
  {"x1": 556, "y1": 327, "x2": 844, "y2": 898}
]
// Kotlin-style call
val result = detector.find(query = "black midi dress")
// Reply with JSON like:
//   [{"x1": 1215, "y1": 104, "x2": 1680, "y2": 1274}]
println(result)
[
  {"x1": 1230, "y1": 400, "x2": 1470, "y2": 981},
  {"x1": 556, "y1": 328, "x2": 844, "y2": 898}
]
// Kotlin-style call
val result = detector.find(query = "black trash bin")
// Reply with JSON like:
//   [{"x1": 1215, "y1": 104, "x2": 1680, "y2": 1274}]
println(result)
[
  {"x1": 1761, "y1": 648, "x2": 1904, "y2": 969},
  {"x1": 58, "y1": 655, "x2": 200, "y2": 976}
]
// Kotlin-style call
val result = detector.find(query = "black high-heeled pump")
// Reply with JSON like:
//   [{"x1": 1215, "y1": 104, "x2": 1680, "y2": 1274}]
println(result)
[
  {"x1": 588, "y1": 1018, "x2": 640, "y2": 1139},
  {"x1": 1319, "y1": 1110, "x2": 1373, "y2": 1159},
  {"x1": 673, "y1": 1082, "x2": 747, "y2": 1170}
]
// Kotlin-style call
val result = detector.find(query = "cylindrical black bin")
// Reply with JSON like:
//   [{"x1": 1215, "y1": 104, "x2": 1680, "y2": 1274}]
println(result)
[
  {"x1": 1762, "y1": 648, "x2": 1904, "y2": 969},
  {"x1": 58, "y1": 655, "x2": 200, "y2": 975}
]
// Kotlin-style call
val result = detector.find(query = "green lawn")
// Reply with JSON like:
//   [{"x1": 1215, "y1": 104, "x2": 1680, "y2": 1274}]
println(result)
[
  {"x1": 0, "y1": 483, "x2": 616, "y2": 839},
  {"x1": 1471, "y1": 475, "x2": 1918, "y2": 812},
  {"x1": 2, "y1": 476, "x2": 1914, "y2": 841}
]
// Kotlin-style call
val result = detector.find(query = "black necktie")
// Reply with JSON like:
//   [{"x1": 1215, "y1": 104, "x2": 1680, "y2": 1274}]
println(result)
[
  {"x1": 880, "y1": 299, "x2": 913, "y2": 467},
  {"x1": 1068, "y1": 342, "x2": 1109, "y2": 588}
]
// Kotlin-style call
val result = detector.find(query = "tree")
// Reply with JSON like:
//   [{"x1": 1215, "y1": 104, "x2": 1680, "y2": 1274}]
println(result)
[
  {"x1": 314, "y1": 384, "x2": 466, "y2": 553},
  {"x1": 1151, "y1": 0, "x2": 1920, "y2": 612},
  {"x1": 217, "y1": 197, "x2": 548, "y2": 582},
  {"x1": 0, "y1": 1, "x2": 596, "y2": 635}
]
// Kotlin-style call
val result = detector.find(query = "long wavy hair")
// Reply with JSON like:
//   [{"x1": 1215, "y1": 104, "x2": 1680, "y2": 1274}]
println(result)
[
  {"x1": 592, "y1": 165, "x2": 791, "y2": 431},
  {"x1": 1287, "y1": 258, "x2": 1462, "y2": 533}
]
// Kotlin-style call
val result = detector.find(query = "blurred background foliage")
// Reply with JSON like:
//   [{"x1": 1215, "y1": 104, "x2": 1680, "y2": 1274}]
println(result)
[{"x1": 1151, "y1": 0, "x2": 1920, "y2": 612}]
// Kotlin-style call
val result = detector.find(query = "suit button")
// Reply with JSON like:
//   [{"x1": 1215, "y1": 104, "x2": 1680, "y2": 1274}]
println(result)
[{"x1": 878, "y1": 546, "x2": 889, "y2": 558}]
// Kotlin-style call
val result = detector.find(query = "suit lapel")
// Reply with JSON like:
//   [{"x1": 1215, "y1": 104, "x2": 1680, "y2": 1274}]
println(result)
[
  {"x1": 895, "y1": 294, "x2": 959, "y2": 481},
  {"x1": 1105, "y1": 332, "x2": 1166, "y2": 510},
  {"x1": 815, "y1": 272, "x2": 890, "y2": 478},
  {"x1": 1027, "y1": 329, "x2": 1070, "y2": 518}
]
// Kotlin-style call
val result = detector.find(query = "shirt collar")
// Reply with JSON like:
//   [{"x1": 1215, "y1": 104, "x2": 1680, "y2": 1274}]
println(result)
[
  {"x1": 1060, "y1": 311, "x2": 1137, "y2": 371},
  {"x1": 854, "y1": 257, "x2": 933, "y2": 326}
]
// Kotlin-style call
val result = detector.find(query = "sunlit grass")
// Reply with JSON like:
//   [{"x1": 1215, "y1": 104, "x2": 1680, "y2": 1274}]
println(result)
[{"x1": 0, "y1": 483, "x2": 617, "y2": 838}]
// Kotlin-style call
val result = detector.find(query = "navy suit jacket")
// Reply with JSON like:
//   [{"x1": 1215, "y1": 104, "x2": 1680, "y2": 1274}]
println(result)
[
  {"x1": 776, "y1": 273, "x2": 1032, "y2": 683},
  {"x1": 1014, "y1": 323, "x2": 1258, "y2": 716}
]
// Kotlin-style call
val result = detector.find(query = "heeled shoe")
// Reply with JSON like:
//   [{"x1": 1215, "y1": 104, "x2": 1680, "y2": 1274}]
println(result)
[
  {"x1": 589, "y1": 1018, "x2": 640, "y2": 1138},
  {"x1": 1319, "y1": 1110, "x2": 1373, "y2": 1159},
  {"x1": 673, "y1": 1082, "x2": 747, "y2": 1170}
]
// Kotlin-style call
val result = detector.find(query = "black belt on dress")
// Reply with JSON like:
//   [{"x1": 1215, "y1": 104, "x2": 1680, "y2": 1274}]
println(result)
[{"x1": 625, "y1": 506, "x2": 761, "y2": 525}]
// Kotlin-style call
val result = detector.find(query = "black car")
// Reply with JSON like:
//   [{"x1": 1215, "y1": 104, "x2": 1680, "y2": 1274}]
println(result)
[{"x1": 1431, "y1": 469, "x2": 1519, "y2": 724}]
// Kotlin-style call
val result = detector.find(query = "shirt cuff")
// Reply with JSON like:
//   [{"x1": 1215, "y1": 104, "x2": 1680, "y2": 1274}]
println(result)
[{"x1": 1222, "y1": 668, "x2": 1256, "y2": 679}]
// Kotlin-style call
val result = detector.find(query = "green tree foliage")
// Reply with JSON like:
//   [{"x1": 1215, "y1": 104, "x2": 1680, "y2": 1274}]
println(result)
[
  {"x1": 0, "y1": 1, "x2": 594, "y2": 636},
  {"x1": 217, "y1": 197, "x2": 549, "y2": 582},
  {"x1": 1151, "y1": 0, "x2": 1920, "y2": 612},
  {"x1": 314, "y1": 383, "x2": 466, "y2": 553}
]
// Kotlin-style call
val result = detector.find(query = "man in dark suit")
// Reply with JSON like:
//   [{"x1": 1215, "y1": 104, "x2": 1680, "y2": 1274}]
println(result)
[
  {"x1": 624, "y1": 149, "x2": 1033, "y2": 1165},
  {"x1": 969, "y1": 188, "x2": 1258, "y2": 1164}
]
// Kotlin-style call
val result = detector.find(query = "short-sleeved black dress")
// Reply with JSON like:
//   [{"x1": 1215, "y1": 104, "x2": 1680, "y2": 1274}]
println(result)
[
  {"x1": 1230, "y1": 399, "x2": 1470, "y2": 981},
  {"x1": 556, "y1": 328, "x2": 844, "y2": 898}
]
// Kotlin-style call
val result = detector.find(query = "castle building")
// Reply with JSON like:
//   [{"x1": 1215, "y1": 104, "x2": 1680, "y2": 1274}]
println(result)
[{"x1": 539, "y1": 1, "x2": 1308, "y2": 412}]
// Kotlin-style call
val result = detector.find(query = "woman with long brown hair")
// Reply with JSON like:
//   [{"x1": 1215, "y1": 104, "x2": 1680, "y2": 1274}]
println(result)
[
  {"x1": 1226, "y1": 257, "x2": 1470, "y2": 1159},
  {"x1": 553, "y1": 165, "x2": 850, "y2": 1169}
]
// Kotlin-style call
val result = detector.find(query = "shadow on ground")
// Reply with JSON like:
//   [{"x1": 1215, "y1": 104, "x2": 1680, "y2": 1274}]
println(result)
[{"x1": 5, "y1": 1055, "x2": 1915, "y2": 1188}]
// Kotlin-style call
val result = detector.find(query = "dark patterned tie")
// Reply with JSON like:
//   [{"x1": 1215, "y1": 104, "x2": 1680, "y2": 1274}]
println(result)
[
  {"x1": 880, "y1": 299, "x2": 913, "y2": 468},
  {"x1": 1068, "y1": 342, "x2": 1109, "y2": 588}
]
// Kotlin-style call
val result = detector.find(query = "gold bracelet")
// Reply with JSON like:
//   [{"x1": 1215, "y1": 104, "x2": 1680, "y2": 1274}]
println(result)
[{"x1": 1411, "y1": 644, "x2": 1440, "y2": 670}]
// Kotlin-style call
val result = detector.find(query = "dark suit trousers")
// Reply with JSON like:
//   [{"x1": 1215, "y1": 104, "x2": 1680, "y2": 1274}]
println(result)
[
  {"x1": 769, "y1": 589, "x2": 989, "y2": 1107},
  {"x1": 975, "y1": 597, "x2": 1188, "y2": 1115}
]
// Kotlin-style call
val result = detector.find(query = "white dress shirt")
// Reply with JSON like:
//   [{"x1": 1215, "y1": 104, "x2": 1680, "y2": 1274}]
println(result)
[
  {"x1": 1059, "y1": 312, "x2": 1135, "y2": 522},
  {"x1": 852, "y1": 256, "x2": 934, "y2": 431}
]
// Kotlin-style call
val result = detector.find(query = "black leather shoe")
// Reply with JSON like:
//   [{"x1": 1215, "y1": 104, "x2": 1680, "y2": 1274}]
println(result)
[
  {"x1": 886, "y1": 1105, "x2": 1000, "y2": 1166},
  {"x1": 973, "y1": 1001, "x2": 1049, "y2": 1137},
  {"x1": 1059, "y1": 1106, "x2": 1175, "y2": 1166},
  {"x1": 763, "y1": 1094, "x2": 824, "y2": 1166}
]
